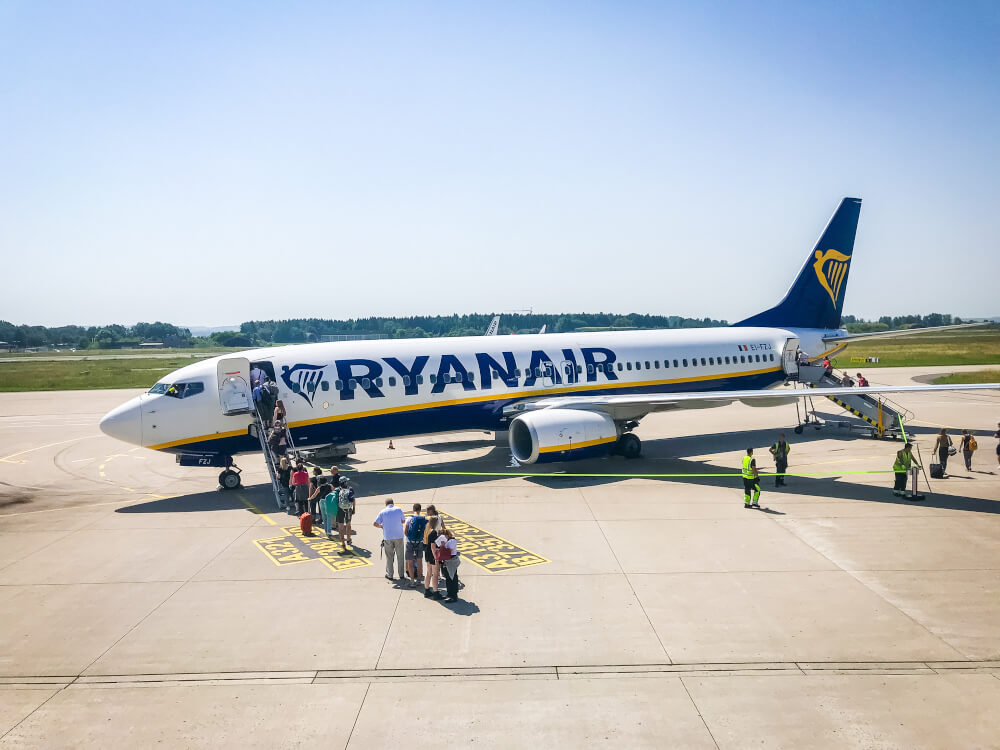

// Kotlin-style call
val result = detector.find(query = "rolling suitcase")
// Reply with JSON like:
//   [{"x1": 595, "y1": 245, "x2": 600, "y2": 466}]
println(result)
[
  {"x1": 299, "y1": 512, "x2": 314, "y2": 535},
  {"x1": 929, "y1": 463, "x2": 944, "y2": 479}
]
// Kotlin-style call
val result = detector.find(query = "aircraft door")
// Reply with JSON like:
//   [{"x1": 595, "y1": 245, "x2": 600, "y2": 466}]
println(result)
[
  {"x1": 781, "y1": 338, "x2": 800, "y2": 377},
  {"x1": 217, "y1": 357, "x2": 252, "y2": 415}
]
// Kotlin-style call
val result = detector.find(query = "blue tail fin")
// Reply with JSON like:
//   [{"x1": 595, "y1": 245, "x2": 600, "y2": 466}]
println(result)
[{"x1": 735, "y1": 197, "x2": 862, "y2": 330}]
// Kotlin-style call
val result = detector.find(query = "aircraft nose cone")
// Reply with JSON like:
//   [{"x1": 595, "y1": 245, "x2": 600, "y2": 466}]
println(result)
[{"x1": 99, "y1": 397, "x2": 143, "y2": 446}]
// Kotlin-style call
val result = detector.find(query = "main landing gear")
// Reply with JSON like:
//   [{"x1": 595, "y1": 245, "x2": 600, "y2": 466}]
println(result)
[
  {"x1": 219, "y1": 467, "x2": 242, "y2": 490},
  {"x1": 614, "y1": 421, "x2": 643, "y2": 459}
]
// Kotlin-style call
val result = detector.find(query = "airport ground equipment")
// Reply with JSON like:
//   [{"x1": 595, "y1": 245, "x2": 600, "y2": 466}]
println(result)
[{"x1": 796, "y1": 364, "x2": 911, "y2": 439}]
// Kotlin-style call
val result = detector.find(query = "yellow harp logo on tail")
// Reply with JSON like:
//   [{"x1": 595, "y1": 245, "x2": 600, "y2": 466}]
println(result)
[{"x1": 812, "y1": 249, "x2": 852, "y2": 306}]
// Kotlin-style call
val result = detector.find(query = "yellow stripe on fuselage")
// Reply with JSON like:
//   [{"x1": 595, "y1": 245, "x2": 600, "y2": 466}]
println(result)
[
  {"x1": 538, "y1": 435, "x2": 618, "y2": 454},
  {"x1": 148, "y1": 365, "x2": 782, "y2": 452}
]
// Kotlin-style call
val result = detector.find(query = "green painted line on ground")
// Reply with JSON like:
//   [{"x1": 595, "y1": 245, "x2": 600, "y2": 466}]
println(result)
[{"x1": 344, "y1": 468, "x2": 895, "y2": 478}]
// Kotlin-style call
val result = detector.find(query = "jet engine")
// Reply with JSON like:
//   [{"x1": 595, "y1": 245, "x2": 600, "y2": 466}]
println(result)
[{"x1": 508, "y1": 409, "x2": 619, "y2": 464}]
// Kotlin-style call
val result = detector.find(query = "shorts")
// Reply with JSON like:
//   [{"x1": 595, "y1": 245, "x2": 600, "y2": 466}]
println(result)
[
  {"x1": 405, "y1": 540, "x2": 424, "y2": 561},
  {"x1": 423, "y1": 543, "x2": 436, "y2": 565},
  {"x1": 336, "y1": 508, "x2": 353, "y2": 524}
]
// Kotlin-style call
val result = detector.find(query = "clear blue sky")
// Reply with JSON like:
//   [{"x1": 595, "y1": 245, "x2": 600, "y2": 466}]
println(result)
[{"x1": 2, "y1": 1, "x2": 998, "y2": 327}]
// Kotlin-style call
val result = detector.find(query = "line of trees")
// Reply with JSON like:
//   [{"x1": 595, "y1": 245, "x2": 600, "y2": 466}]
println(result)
[
  {"x1": 0, "y1": 312, "x2": 980, "y2": 350},
  {"x1": 841, "y1": 313, "x2": 964, "y2": 334}
]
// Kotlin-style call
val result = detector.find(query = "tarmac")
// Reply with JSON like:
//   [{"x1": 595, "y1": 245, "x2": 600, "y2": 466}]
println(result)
[{"x1": 1, "y1": 365, "x2": 998, "y2": 748}]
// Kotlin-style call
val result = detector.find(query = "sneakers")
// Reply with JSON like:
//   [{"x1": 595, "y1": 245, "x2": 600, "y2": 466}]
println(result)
[
  {"x1": 751, "y1": 503, "x2": 760, "y2": 509},
  {"x1": 444, "y1": 597, "x2": 458, "y2": 603},
  {"x1": 385, "y1": 575, "x2": 394, "y2": 581},
  {"x1": 744, "y1": 503, "x2": 752, "y2": 509}
]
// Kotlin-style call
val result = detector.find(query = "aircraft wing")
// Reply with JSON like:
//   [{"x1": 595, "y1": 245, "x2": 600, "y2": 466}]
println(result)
[
  {"x1": 821, "y1": 322, "x2": 990, "y2": 344},
  {"x1": 505, "y1": 383, "x2": 1000, "y2": 417}
]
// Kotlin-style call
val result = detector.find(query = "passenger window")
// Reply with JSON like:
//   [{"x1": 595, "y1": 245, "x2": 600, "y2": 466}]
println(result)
[
  {"x1": 740, "y1": 355, "x2": 746, "y2": 364},
  {"x1": 429, "y1": 374, "x2": 437, "y2": 384},
  {"x1": 770, "y1": 353, "x2": 775, "y2": 361},
  {"x1": 587, "y1": 364, "x2": 595, "y2": 374},
  {"x1": 755, "y1": 354, "x2": 761, "y2": 362},
  {"x1": 442, "y1": 374, "x2": 451, "y2": 384},
  {"x1": 725, "y1": 356, "x2": 730, "y2": 365},
  {"x1": 535, "y1": 368, "x2": 542, "y2": 377},
  {"x1": 388, "y1": 377, "x2": 396, "y2": 387},
  {"x1": 626, "y1": 362, "x2": 632, "y2": 371},
  {"x1": 468, "y1": 372, "x2": 475, "y2": 382},
  {"x1": 514, "y1": 369, "x2": 521, "y2": 377},
  {"x1": 700, "y1": 358, "x2": 706, "y2": 366},
  {"x1": 673, "y1": 359, "x2": 679, "y2": 368},
  {"x1": 361, "y1": 378, "x2": 370, "y2": 389},
  {"x1": 416, "y1": 375, "x2": 424, "y2": 385},
  {"x1": 402, "y1": 376, "x2": 410, "y2": 386},
  {"x1": 708, "y1": 357, "x2": 714, "y2": 366},
  {"x1": 334, "y1": 380, "x2": 343, "y2": 391},
  {"x1": 321, "y1": 381, "x2": 329, "y2": 391},
  {"x1": 682, "y1": 359, "x2": 688, "y2": 367},
  {"x1": 576, "y1": 365, "x2": 583, "y2": 374},
  {"x1": 645, "y1": 361, "x2": 650, "y2": 369},
  {"x1": 348, "y1": 379, "x2": 357, "y2": 390},
  {"x1": 617, "y1": 363, "x2": 623, "y2": 371}
]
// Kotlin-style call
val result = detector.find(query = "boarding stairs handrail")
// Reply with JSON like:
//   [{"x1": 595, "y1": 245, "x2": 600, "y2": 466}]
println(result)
[
  {"x1": 805, "y1": 369, "x2": 911, "y2": 438},
  {"x1": 252, "y1": 406, "x2": 285, "y2": 509}
]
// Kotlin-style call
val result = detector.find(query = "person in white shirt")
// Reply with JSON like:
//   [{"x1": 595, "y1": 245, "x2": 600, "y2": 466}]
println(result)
[
  {"x1": 373, "y1": 498, "x2": 406, "y2": 581},
  {"x1": 435, "y1": 528, "x2": 461, "y2": 603}
]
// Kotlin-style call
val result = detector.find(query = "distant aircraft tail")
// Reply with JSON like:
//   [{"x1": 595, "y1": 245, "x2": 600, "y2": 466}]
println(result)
[{"x1": 735, "y1": 197, "x2": 862, "y2": 330}]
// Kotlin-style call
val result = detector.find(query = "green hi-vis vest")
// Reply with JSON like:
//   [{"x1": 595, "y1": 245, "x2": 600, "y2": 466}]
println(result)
[
  {"x1": 772, "y1": 442, "x2": 790, "y2": 459},
  {"x1": 742, "y1": 455, "x2": 756, "y2": 479},
  {"x1": 893, "y1": 450, "x2": 912, "y2": 472}
]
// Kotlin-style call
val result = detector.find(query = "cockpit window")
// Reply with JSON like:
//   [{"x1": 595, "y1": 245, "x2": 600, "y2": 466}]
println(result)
[{"x1": 150, "y1": 381, "x2": 205, "y2": 399}]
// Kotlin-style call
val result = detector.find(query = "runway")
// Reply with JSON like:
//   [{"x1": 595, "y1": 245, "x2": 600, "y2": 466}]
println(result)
[{"x1": 1, "y1": 366, "x2": 999, "y2": 748}]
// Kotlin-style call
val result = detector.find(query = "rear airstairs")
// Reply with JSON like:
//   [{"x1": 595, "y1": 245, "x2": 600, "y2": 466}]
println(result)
[{"x1": 794, "y1": 364, "x2": 912, "y2": 439}]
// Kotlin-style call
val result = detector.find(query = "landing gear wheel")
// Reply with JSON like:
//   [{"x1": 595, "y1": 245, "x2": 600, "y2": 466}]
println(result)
[
  {"x1": 219, "y1": 469, "x2": 242, "y2": 490},
  {"x1": 618, "y1": 433, "x2": 642, "y2": 459},
  {"x1": 794, "y1": 425, "x2": 804, "y2": 435}
]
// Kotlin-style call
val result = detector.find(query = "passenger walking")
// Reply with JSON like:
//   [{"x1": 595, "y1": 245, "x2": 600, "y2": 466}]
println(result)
[
  {"x1": 960, "y1": 429, "x2": 976, "y2": 471},
  {"x1": 423, "y1": 515, "x2": 443, "y2": 599},
  {"x1": 769, "y1": 433, "x2": 791, "y2": 487},
  {"x1": 374, "y1": 498, "x2": 406, "y2": 581},
  {"x1": 308, "y1": 467, "x2": 326, "y2": 521},
  {"x1": 892, "y1": 442, "x2": 921, "y2": 497},
  {"x1": 822, "y1": 357, "x2": 833, "y2": 375},
  {"x1": 335, "y1": 476, "x2": 355, "y2": 552},
  {"x1": 933, "y1": 428, "x2": 954, "y2": 478},
  {"x1": 320, "y1": 482, "x2": 338, "y2": 539},
  {"x1": 276, "y1": 456, "x2": 292, "y2": 509},
  {"x1": 856, "y1": 372, "x2": 869, "y2": 387},
  {"x1": 404, "y1": 504, "x2": 428, "y2": 588},
  {"x1": 840, "y1": 371, "x2": 854, "y2": 387},
  {"x1": 291, "y1": 463, "x2": 310, "y2": 515},
  {"x1": 263, "y1": 380, "x2": 278, "y2": 425},
  {"x1": 741, "y1": 448, "x2": 761, "y2": 508},
  {"x1": 272, "y1": 399, "x2": 286, "y2": 427},
  {"x1": 435, "y1": 528, "x2": 461, "y2": 603}
]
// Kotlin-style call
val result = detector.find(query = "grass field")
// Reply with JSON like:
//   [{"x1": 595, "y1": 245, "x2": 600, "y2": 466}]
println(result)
[
  {"x1": 832, "y1": 326, "x2": 1000, "y2": 368},
  {"x1": 0, "y1": 347, "x2": 239, "y2": 358},
  {"x1": 932, "y1": 369, "x2": 1000, "y2": 385},
  {"x1": 0, "y1": 357, "x2": 215, "y2": 392}
]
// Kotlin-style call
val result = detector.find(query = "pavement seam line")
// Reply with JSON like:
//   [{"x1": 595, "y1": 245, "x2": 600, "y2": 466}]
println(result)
[
  {"x1": 344, "y1": 681, "x2": 371, "y2": 750},
  {"x1": 768, "y1": 516, "x2": 970, "y2": 661},
  {"x1": 374, "y1": 587, "x2": 404, "y2": 670},
  {"x1": 679, "y1": 675, "x2": 721, "y2": 750},
  {"x1": 76, "y1": 518, "x2": 257, "y2": 677},
  {"x1": 0, "y1": 681, "x2": 69, "y2": 742},
  {"x1": 584, "y1": 493, "x2": 674, "y2": 665}
]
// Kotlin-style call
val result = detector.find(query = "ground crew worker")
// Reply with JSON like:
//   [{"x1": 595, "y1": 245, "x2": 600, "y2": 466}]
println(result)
[
  {"x1": 742, "y1": 448, "x2": 761, "y2": 508},
  {"x1": 892, "y1": 442, "x2": 921, "y2": 497},
  {"x1": 769, "y1": 433, "x2": 790, "y2": 487}
]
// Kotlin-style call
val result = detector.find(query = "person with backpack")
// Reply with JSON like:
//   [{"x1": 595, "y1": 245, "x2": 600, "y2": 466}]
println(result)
[
  {"x1": 276, "y1": 456, "x2": 292, "y2": 510},
  {"x1": 434, "y1": 528, "x2": 461, "y2": 603},
  {"x1": 320, "y1": 482, "x2": 339, "y2": 540},
  {"x1": 404, "y1": 503, "x2": 428, "y2": 588},
  {"x1": 856, "y1": 372, "x2": 869, "y2": 387},
  {"x1": 960, "y1": 429, "x2": 977, "y2": 471},
  {"x1": 335, "y1": 476, "x2": 355, "y2": 552}
]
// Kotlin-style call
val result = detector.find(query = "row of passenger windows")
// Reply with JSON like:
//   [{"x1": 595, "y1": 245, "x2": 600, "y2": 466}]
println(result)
[{"x1": 315, "y1": 352, "x2": 777, "y2": 391}]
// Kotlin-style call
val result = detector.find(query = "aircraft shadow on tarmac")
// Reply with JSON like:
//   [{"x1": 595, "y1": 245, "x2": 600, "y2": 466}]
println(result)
[{"x1": 114, "y1": 417, "x2": 1000, "y2": 518}]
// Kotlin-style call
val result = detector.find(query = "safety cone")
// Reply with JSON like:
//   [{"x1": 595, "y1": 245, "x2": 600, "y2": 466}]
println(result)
[{"x1": 388, "y1": 440, "x2": 395, "y2": 450}]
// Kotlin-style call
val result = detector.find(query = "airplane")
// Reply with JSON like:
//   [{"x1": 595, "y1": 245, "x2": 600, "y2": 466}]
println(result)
[{"x1": 100, "y1": 197, "x2": 998, "y2": 488}]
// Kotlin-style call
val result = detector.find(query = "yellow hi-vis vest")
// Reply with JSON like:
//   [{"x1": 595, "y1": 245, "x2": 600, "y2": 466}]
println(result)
[
  {"x1": 893, "y1": 450, "x2": 912, "y2": 472},
  {"x1": 742, "y1": 455, "x2": 756, "y2": 479}
]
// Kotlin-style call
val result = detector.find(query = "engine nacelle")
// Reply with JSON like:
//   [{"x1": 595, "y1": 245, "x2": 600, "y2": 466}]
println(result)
[{"x1": 508, "y1": 409, "x2": 619, "y2": 464}]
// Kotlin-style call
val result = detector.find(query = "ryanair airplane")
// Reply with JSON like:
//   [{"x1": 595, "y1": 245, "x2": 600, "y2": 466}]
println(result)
[{"x1": 100, "y1": 198, "x2": 997, "y2": 486}]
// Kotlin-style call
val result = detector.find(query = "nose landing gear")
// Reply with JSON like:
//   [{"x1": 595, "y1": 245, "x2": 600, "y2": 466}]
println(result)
[{"x1": 218, "y1": 467, "x2": 242, "y2": 490}]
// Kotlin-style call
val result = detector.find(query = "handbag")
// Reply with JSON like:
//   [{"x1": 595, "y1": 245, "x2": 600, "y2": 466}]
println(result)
[{"x1": 947, "y1": 445, "x2": 957, "y2": 456}]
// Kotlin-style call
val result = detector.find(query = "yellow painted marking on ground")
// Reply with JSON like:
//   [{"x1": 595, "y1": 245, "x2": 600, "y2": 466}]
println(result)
[
  {"x1": 253, "y1": 525, "x2": 372, "y2": 572},
  {"x1": 0, "y1": 436, "x2": 90, "y2": 464},
  {"x1": 437, "y1": 512, "x2": 549, "y2": 572},
  {"x1": 236, "y1": 493, "x2": 277, "y2": 525}
]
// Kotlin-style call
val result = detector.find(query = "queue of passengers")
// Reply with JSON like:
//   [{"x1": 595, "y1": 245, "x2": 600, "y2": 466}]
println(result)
[{"x1": 374, "y1": 500, "x2": 462, "y2": 603}]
